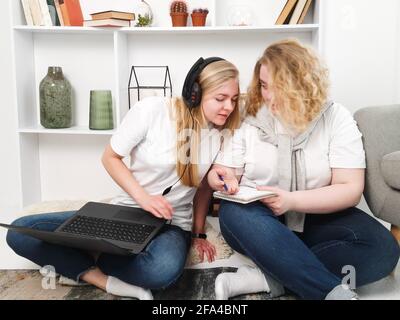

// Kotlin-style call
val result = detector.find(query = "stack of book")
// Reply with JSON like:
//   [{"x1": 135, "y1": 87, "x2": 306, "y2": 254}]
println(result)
[
  {"x1": 21, "y1": 0, "x2": 84, "y2": 26},
  {"x1": 83, "y1": 11, "x2": 136, "y2": 27},
  {"x1": 275, "y1": 0, "x2": 313, "y2": 25}
]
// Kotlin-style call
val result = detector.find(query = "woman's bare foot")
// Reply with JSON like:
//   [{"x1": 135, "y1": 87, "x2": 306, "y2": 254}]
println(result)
[
  {"x1": 80, "y1": 267, "x2": 108, "y2": 290},
  {"x1": 80, "y1": 267, "x2": 153, "y2": 300}
]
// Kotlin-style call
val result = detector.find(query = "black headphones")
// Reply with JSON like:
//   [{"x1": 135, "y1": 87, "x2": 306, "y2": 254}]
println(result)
[{"x1": 182, "y1": 57, "x2": 225, "y2": 109}]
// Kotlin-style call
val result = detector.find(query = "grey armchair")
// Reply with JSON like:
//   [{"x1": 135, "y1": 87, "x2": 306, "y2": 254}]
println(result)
[{"x1": 354, "y1": 105, "x2": 400, "y2": 244}]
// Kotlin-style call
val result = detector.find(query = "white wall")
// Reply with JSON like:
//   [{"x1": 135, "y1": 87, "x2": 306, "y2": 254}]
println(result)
[
  {"x1": 322, "y1": 0, "x2": 400, "y2": 112},
  {"x1": 320, "y1": 0, "x2": 400, "y2": 216},
  {"x1": 0, "y1": 0, "x2": 399, "y2": 269},
  {"x1": 397, "y1": 1, "x2": 400, "y2": 103}
]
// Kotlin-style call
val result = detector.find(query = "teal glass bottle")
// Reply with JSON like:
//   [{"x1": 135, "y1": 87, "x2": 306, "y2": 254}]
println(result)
[{"x1": 39, "y1": 66, "x2": 72, "y2": 129}]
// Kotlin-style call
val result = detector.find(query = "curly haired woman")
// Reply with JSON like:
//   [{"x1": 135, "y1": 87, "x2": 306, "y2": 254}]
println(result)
[{"x1": 207, "y1": 39, "x2": 400, "y2": 300}]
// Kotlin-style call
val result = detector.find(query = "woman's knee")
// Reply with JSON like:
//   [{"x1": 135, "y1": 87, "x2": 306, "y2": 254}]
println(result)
[
  {"x1": 6, "y1": 230, "x2": 22, "y2": 252},
  {"x1": 8, "y1": 212, "x2": 74, "y2": 230},
  {"x1": 376, "y1": 230, "x2": 400, "y2": 274},
  {"x1": 6, "y1": 212, "x2": 75, "y2": 253},
  {"x1": 218, "y1": 201, "x2": 239, "y2": 224},
  {"x1": 134, "y1": 229, "x2": 189, "y2": 289},
  {"x1": 360, "y1": 214, "x2": 400, "y2": 266},
  {"x1": 358, "y1": 222, "x2": 400, "y2": 281},
  {"x1": 219, "y1": 201, "x2": 278, "y2": 238},
  {"x1": 6, "y1": 216, "x2": 34, "y2": 250},
  {"x1": 220, "y1": 201, "x2": 269, "y2": 226},
  {"x1": 389, "y1": 237, "x2": 400, "y2": 270},
  {"x1": 10, "y1": 215, "x2": 34, "y2": 227},
  {"x1": 138, "y1": 251, "x2": 186, "y2": 289},
  {"x1": 336, "y1": 208, "x2": 400, "y2": 268}
]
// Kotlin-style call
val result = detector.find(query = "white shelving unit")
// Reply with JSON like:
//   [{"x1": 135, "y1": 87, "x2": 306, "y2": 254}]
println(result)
[
  {"x1": 9, "y1": 0, "x2": 324, "y2": 206},
  {"x1": 14, "y1": 24, "x2": 319, "y2": 34}
]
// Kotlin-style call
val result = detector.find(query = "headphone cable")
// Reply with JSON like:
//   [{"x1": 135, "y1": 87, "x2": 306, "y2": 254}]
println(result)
[{"x1": 162, "y1": 107, "x2": 195, "y2": 196}]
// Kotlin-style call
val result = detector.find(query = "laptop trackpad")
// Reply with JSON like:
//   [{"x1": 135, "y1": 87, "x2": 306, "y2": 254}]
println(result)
[{"x1": 113, "y1": 210, "x2": 147, "y2": 222}]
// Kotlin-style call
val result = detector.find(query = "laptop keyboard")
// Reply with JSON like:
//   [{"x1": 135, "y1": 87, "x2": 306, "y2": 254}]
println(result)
[{"x1": 60, "y1": 216, "x2": 156, "y2": 244}]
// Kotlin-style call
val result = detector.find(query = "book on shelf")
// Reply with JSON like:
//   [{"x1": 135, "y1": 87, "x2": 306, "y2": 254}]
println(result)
[
  {"x1": 21, "y1": 0, "x2": 34, "y2": 26},
  {"x1": 90, "y1": 10, "x2": 135, "y2": 21},
  {"x1": 59, "y1": 0, "x2": 84, "y2": 26},
  {"x1": 297, "y1": 0, "x2": 313, "y2": 24},
  {"x1": 275, "y1": 0, "x2": 298, "y2": 25},
  {"x1": 289, "y1": 0, "x2": 310, "y2": 24},
  {"x1": 58, "y1": 0, "x2": 70, "y2": 25},
  {"x1": 54, "y1": 0, "x2": 65, "y2": 25},
  {"x1": 213, "y1": 186, "x2": 277, "y2": 205},
  {"x1": 271, "y1": 0, "x2": 291, "y2": 23},
  {"x1": 83, "y1": 18, "x2": 131, "y2": 28},
  {"x1": 38, "y1": 0, "x2": 53, "y2": 26},
  {"x1": 28, "y1": 0, "x2": 44, "y2": 25},
  {"x1": 47, "y1": 0, "x2": 61, "y2": 26}
]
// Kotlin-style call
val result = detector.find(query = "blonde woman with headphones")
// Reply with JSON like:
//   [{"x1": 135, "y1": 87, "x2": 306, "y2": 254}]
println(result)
[{"x1": 6, "y1": 57, "x2": 241, "y2": 300}]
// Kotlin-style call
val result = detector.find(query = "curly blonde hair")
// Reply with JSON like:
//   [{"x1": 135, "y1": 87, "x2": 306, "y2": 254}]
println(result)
[{"x1": 246, "y1": 39, "x2": 329, "y2": 132}]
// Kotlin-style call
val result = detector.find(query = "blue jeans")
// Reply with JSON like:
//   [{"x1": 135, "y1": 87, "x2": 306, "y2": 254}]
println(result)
[
  {"x1": 219, "y1": 201, "x2": 400, "y2": 300},
  {"x1": 6, "y1": 211, "x2": 191, "y2": 290}
]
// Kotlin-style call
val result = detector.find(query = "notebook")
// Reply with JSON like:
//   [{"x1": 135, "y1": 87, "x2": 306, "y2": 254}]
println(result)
[{"x1": 213, "y1": 186, "x2": 277, "y2": 204}]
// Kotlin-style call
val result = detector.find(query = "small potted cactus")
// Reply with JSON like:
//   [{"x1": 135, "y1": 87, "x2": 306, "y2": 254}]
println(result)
[
  {"x1": 170, "y1": 1, "x2": 188, "y2": 27},
  {"x1": 191, "y1": 8, "x2": 209, "y2": 27}
]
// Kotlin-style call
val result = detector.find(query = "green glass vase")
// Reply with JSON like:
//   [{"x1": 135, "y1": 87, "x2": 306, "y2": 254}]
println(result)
[
  {"x1": 39, "y1": 66, "x2": 72, "y2": 129},
  {"x1": 89, "y1": 90, "x2": 114, "y2": 130}
]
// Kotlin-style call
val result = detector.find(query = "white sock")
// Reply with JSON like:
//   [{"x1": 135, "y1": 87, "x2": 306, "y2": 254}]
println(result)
[
  {"x1": 215, "y1": 265, "x2": 270, "y2": 300},
  {"x1": 106, "y1": 276, "x2": 153, "y2": 300},
  {"x1": 59, "y1": 275, "x2": 90, "y2": 287}
]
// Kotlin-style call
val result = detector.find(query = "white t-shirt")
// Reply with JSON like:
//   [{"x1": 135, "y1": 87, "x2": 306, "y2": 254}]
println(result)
[
  {"x1": 110, "y1": 97, "x2": 221, "y2": 231},
  {"x1": 215, "y1": 102, "x2": 366, "y2": 190}
]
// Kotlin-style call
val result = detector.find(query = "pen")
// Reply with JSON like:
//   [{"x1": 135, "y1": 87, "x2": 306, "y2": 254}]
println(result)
[{"x1": 218, "y1": 174, "x2": 229, "y2": 192}]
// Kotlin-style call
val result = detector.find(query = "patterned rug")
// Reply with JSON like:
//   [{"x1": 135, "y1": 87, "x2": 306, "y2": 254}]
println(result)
[{"x1": 0, "y1": 268, "x2": 295, "y2": 300}]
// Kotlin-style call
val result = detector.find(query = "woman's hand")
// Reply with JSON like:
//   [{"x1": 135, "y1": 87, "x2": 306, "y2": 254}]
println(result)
[
  {"x1": 257, "y1": 186, "x2": 295, "y2": 216},
  {"x1": 192, "y1": 238, "x2": 217, "y2": 263},
  {"x1": 138, "y1": 194, "x2": 174, "y2": 220},
  {"x1": 208, "y1": 167, "x2": 239, "y2": 194}
]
